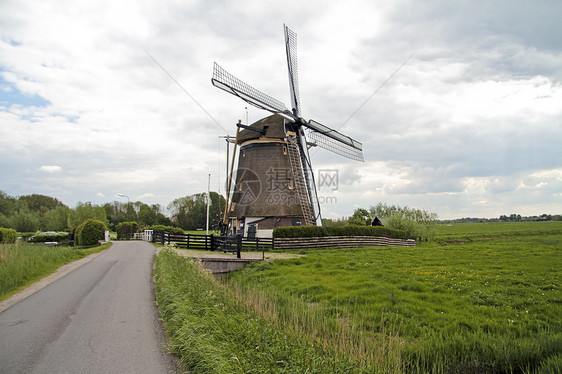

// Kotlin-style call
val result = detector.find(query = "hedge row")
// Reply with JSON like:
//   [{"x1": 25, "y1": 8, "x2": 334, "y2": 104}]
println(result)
[
  {"x1": 75, "y1": 219, "x2": 107, "y2": 246},
  {"x1": 29, "y1": 232, "x2": 69, "y2": 243},
  {"x1": 273, "y1": 225, "x2": 412, "y2": 239},
  {"x1": 148, "y1": 225, "x2": 184, "y2": 235},
  {"x1": 0, "y1": 227, "x2": 18, "y2": 244}
]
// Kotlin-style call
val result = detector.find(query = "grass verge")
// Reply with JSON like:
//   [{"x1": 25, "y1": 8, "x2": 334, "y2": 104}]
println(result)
[
  {"x1": 0, "y1": 243, "x2": 111, "y2": 300},
  {"x1": 154, "y1": 247, "x2": 361, "y2": 373}
]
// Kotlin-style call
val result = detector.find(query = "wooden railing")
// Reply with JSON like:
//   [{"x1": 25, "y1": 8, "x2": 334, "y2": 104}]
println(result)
[{"x1": 151, "y1": 231, "x2": 274, "y2": 258}]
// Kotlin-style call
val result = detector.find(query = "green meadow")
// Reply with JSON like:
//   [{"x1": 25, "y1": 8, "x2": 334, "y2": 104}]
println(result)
[{"x1": 156, "y1": 222, "x2": 561, "y2": 373}]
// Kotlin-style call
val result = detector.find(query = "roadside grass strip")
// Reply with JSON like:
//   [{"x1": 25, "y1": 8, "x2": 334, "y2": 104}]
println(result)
[
  {"x1": 0, "y1": 243, "x2": 111, "y2": 301},
  {"x1": 154, "y1": 247, "x2": 360, "y2": 373}
]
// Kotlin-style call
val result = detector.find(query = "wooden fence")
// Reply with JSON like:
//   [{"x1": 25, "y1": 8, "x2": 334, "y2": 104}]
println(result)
[
  {"x1": 152, "y1": 231, "x2": 415, "y2": 254},
  {"x1": 152, "y1": 231, "x2": 274, "y2": 258},
  {"x1": 273, "y1": 236, "x2": 416, "y2": 250}
]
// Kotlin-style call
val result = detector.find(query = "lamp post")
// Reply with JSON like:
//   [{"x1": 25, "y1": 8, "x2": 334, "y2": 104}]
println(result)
[{"x1": 117, "y1": 193, "x2": 130, "y2": 221}]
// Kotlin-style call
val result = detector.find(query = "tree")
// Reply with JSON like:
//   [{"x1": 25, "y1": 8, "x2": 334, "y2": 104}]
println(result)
[
  {"x1": 18, "y1": 194, "x2": 66, "y2": 213},
  {"x1": 116, "y1": 221, "x2": 138, "y2": 240},
  {"x1": 103, "y1": 201, "x2": 127, "y2": 231},
  {"x1": 0, "y1": 191, "x2": 16, "y2": 217},
  {"x1": 168, "y1": 192, "x2": 226, "y2": 230},
  {"x1": 42, "y1": 205, "x2": 71, "y2": 231},
  {"x1": 68, "y1": 202, "x2": 108, "y2": 229},
  {"x1": 168, "y1": 196, "x2": 196, "y2": 229},
  {"x1": 11, "y1": 210, "x2": 40, "y2": 232},
  {"x1": 368, "y1": 202, "x2": 438, "y2": 241},
  {"x1": 347, "y1": 208, "x2": 371, "y2": 226}
]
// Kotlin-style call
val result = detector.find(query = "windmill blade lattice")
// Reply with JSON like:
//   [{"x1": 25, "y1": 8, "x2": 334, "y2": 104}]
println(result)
[
  {"x1": 305, "y1": 120, "x2": 364, "y2": 161},
  {"x1": 284, "y1": 25, "x2": 301, "y2": 117},
  {"x1": 212, "y1": 62, "x2": 289, "y2": 114}
]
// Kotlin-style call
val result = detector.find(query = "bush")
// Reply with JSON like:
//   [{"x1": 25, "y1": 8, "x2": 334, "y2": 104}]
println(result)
[
  {"x1": 75, "y1": 219, "x2": 107, "y2": 246},
  {"x1": 0, "y1": 227, "x2": 17, "y2": 244},
  {"x1": 29, "y1": 232, "x2": 69, "y2": 243},
  {"x1": 273, "y1": 225, "x2": 411, "y2": 239},
  {"x1": 148, "y1": 225, "x2": 184, "y2": 235},
  {"x1": 385, "y1": 214, "x2": 436, "y2": 241},
  {"x1": 116, "y1": 221, "x2": 138, "y2": 240}
]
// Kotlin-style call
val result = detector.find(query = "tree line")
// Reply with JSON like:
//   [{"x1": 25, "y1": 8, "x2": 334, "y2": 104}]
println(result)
[
  {"x1": 438, "y1": 214, "x2": 562, "y2": 223},
  {"x1": 0, "y1": 191, "x2": 226, "y2": 233}
]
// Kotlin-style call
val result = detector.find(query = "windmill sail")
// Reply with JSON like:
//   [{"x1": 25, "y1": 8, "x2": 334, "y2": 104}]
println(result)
[
  {"x1": 284, "y1": 24, "x2": 301, "y2": 117},
  {"x1": 212, "y1": 62, "x2": 289, "y2": 114},
  {"x1": 305, "y1": 119, "x2": 364, "y2": 161}
]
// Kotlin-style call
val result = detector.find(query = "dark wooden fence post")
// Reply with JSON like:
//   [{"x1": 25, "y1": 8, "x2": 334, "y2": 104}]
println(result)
[{"x1": 236, "y1": 234, "x2": 242, "y2": 259}]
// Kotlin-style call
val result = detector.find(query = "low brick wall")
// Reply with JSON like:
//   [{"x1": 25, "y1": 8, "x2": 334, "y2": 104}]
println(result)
[{"x1": 273, "y1": 236, "x2": 416, "y2": 250}]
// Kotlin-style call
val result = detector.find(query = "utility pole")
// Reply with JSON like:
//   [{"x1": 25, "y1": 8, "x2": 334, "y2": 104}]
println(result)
[{"x1": 206, "y1": 174, "x2": 210, "y2": 235}]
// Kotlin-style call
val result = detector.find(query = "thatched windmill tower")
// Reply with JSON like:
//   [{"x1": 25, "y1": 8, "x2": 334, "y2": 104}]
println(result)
[{"x1": 213, "y1": 25, "x2": 364, "y2": 238}]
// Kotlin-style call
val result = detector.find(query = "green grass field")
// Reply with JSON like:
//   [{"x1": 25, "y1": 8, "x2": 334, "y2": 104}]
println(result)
[
  {"x1": 225, "y1": 222, "x2": 561, "y2": 373},
  {"x1": 154, "y1": 221, "x2": 561, "y2": 373},
  {"x1": 0, "y1": 243, "x2": 111, "y2": 300}
]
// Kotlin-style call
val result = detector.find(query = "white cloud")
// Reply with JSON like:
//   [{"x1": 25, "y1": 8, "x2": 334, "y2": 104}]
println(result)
[
  {"x1": 38, "y1": 165, "x2": 62, "y2": 173},
  {"x1": 1, "y1": 0, "x2": 561, "y2": 219}
]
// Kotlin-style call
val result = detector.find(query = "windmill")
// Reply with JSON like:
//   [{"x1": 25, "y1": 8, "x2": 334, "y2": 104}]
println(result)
[{"x1": 212, "y1": 24, "x2": 364, "y2": 238}]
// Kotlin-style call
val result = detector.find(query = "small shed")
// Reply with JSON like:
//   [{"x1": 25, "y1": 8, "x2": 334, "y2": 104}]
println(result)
[{"x1": 371, "y1": 216, "x2": 384, "y2": 227}]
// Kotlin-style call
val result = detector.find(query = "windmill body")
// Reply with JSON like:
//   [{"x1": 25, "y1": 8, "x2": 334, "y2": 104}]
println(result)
[
  {"x1": 227, "y1": 114, "x2": 315, "y2": 238},
  {"x1": 213, "y1": 25, "x2": 363, "y2": 238}
]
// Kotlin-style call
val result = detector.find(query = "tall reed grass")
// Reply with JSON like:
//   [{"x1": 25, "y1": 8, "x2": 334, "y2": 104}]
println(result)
[{"x1": 226, "y1": 279, "x2": 406, "y2": 373}]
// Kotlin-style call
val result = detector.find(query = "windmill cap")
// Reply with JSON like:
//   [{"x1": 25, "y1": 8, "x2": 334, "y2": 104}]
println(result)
[{"x1": 237, "y1": 114, "x2": 287, "y2": 143}]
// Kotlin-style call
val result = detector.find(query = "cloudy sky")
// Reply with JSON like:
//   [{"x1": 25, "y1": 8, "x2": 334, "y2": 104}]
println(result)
[{"x1": 1, "y1": 0, "x2": 561, "y2": 220}]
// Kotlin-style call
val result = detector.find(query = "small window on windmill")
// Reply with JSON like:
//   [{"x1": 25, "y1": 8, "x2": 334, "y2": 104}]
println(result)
[
  {"x1": 239, "y1": 183, "x2": 242, "y2": 191},
  {"x1": 283, "y1": 146, "x2": 287, "y2": 155},
  {"x1": 288, "y1": 179, "x2": 294, "y2": 190},
  {"x1": 242, "y1": 149, "x2": 246, "y2": 157}
]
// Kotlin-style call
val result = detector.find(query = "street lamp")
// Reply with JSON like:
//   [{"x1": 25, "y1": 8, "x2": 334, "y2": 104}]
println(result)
[{"x1": 117, "y1": 193, "x2": 130, "y2": 221}]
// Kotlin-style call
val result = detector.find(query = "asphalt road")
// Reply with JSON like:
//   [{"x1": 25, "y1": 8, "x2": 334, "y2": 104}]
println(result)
[{"x1": 0, "y1": 241, "x2": 178, "y2": 374}]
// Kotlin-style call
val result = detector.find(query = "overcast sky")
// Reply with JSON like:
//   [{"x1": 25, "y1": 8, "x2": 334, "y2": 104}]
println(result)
[{"x1": 1, "y1": 0, "x2": 561, "y2": 220}]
